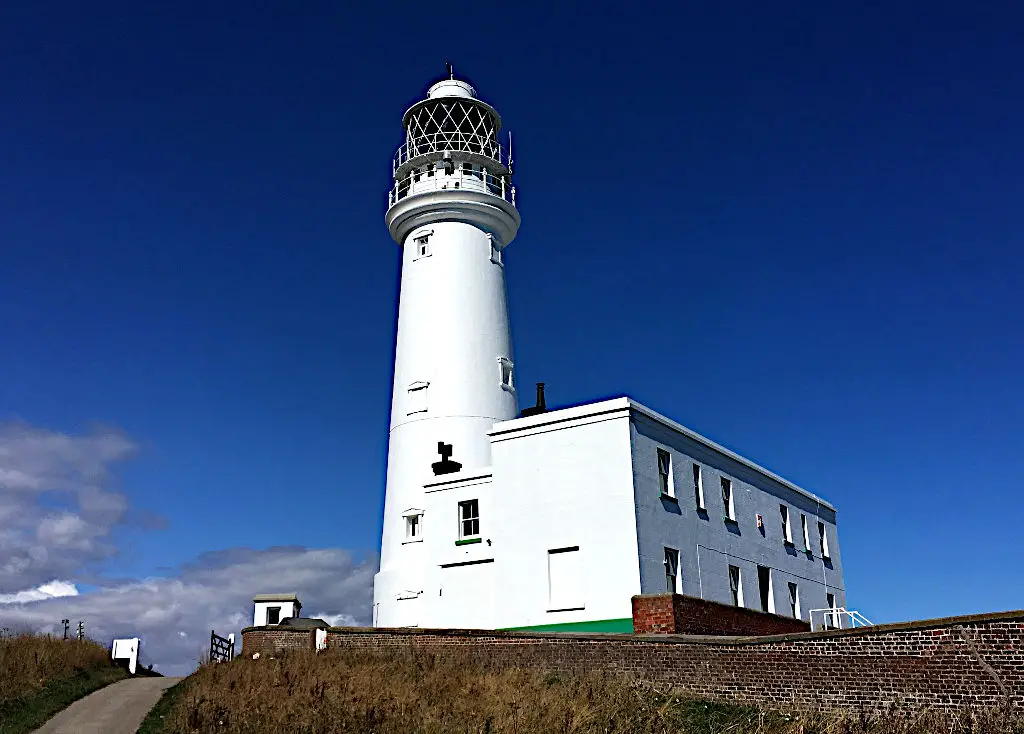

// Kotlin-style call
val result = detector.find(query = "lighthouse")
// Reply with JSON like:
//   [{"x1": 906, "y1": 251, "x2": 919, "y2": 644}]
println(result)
[
  {"x1": 370, "y1": 74, "x2": 849, "y2": 635},
  {"x1": 373, "y1": 73, "x2": 520, "y2": 627}
]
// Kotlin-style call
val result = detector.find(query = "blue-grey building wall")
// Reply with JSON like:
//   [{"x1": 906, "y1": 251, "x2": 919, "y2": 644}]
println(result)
[{"x1": 629, "y1": 412, "x2": 845, "y2": 625}]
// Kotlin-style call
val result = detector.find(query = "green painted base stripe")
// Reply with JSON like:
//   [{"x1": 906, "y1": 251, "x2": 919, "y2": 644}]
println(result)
[{"x1": 501, "y1": 617, "x2": 634, "y2": 634}]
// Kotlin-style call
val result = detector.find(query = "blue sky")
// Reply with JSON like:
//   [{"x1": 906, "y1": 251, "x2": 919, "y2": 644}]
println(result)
[{"x1": 0, "y1": 0, "x2": 1022, "y2": 666}]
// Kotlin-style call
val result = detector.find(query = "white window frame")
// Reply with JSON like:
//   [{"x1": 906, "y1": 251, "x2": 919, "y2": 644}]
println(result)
[
  {"x1": 728, "y1": 564, "x2": 743, "y2": 607},
  {"x1": 780, "y1": 504, "x2": 793, "y2": 545},
  {"x1": 788, "y1": 582, "x2": 800, "y2": 619},
  {"x1": 498, "y1": 357, "x2": 514, "y2": 393},
  {"x1": 403, "y1": 509, "x2": 424, "y2": 543},
  {"x1": 411, "y1": 230, "x2": 433, "y2": 260},
  {"x1": 801, "y1": 514, "x2": 810, "y2": 551},
  {"x1": 818, "y1": 521, "x2": 831, "y2": 559},
  {"x1": 406, "y1": 381, "x2": 429, "y2": 415},
  {"x1": 663, "y1": 547, "x2": 680, "y2": 593},
  {"x1": 458, "y1": 499, "x2": 480, "y2": 540},
  {"x1": 721, "y1": 477, "x2": 735, "y2": 521},
  {"x1": 488, "y1": 233, "x2": 503, "y2": 265},
  {"x1": 825, "y1": 592, "x2": 837, "y2": 629},
  {"x1": 692, "y1": 463, "x2": 705, "y2": 509},
  {"x1": 657, "y1": 449, "x2": 673, "y2": 497}
]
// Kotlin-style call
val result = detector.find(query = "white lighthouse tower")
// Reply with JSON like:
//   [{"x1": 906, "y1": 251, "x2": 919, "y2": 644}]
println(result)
[{"x1": 373, "y1": 73, "x2": 520, "y2": 627}]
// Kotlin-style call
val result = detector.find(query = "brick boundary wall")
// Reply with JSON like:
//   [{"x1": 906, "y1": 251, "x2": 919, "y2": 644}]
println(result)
[
  {"x1": 633, "y1": 593, "x2": 811, "y2": 635},
  {"x1": 242, "y1": 608, "x2": 1024, "y2": 712}
]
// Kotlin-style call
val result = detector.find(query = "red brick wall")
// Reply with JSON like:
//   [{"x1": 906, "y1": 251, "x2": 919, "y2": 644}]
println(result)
[
  {"x1": 242, "y1": 609, "x2": 1024, "y2": 712},
  {"x1": 632, "y1": 594, "x2": 810, "y2": 636},
  {"x1": 242, "y1": 626, "x2": 314, "y2": 655}
]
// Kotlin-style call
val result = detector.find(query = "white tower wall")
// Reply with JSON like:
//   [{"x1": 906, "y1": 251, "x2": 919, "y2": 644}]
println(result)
[{"x1": 374, "y1": 76, "x2": 520, "y2": 627}]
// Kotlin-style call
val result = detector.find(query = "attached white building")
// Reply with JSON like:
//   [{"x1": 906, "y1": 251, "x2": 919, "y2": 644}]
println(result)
[{"x1": 372, "y1": 73, "x2": 846, "y2": 633}]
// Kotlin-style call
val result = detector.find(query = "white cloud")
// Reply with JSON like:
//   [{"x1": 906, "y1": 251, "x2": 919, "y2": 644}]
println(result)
[
  {"x1": 0, "y1": 546, "x2": 376, "y2": 676},
  {"x1": 0, "y1": 423, "x2": 138, "y2": 593},
  {"x1": 0, "y1": 580, "x2": 79, "y2": 604}
]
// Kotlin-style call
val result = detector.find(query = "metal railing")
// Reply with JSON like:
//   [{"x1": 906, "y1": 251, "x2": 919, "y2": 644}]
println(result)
[
  {"x1": 393, "y1": 132, "x2": 508, "y2": 173},
  {"x1": 809, "y1": 607, "x2": 873, "y2": 631},
  {"x1": 388, "y1": 164, "x2": 516, "y2": 208}
]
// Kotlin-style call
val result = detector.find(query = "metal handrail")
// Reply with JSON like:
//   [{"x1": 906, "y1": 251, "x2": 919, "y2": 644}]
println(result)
[
  {"x1": 809, "y1": 607, "x2": 873, "y2": 630},
  {"x1": 394, "y1": 132, "x2": 508, "y2": 172},
  {"x1": 387, "y1": 164, "x2": 516, "y2": 208}
]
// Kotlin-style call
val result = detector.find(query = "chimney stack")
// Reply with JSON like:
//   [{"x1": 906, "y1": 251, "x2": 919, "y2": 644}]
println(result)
[{"x1": 520, "y1": 382, "x2": 547, "y2": 418}]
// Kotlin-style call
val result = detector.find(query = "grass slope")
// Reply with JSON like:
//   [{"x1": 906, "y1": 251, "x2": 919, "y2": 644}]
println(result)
[
  {"x1": 0, "y1": 634, "x2": 128, "y2": 734},
  {"x1": 142, "y1": 648, "x2": 1022, "y2": 734},
  {"x1": 136, "y1": 680, "x2": 186, "y2": 734}
]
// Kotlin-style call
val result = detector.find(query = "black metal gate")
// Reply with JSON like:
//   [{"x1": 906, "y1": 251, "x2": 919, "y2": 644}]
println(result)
[{"x1": 209, "y1": 629, "x2": 234, "y2": 663}]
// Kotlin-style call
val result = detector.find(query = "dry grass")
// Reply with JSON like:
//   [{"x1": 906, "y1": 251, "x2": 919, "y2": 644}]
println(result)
[
  {"x1": 163, "y1": 648, "x2": 1023, "y2": 734},
  {"x1": 0, "y1": 632, "x2": 112, "y2": 706},
  {"x1": 0, "y1": 631, "x2": 126, "y2": 734}
]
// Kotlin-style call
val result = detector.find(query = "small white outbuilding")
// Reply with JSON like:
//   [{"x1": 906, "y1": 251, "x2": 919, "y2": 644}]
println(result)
[{"x1": 252, "y1": 593, "x2": 301, "y2": 626}]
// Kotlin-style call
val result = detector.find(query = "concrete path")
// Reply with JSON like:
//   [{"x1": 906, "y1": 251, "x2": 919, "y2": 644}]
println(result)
[{"x1": 32, "y1": 676, "x2": 182, "y2": 734}]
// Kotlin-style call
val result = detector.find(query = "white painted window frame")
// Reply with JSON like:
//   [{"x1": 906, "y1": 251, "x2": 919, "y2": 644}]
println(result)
[
  {"x1": 403, "y1": 508, "x2": 424, "y2": 543},
  {"x1": 818, "y1": 521, "x2": 831, "y2": 559},
  {"x1": 801, "y1": 514, "x2": 811, "y2": 551},
  {"x1": 693, "y1": 463, "x2": 705, "y2": 509},
  {"x1": 412, "y1": 229, "x2": 433, "y2": 260},
  {"x1": 780, "y1": 504, "x2": 793, "y2": 545},
  {"x1": 663, "y1": 547, "x2": 680, "y2": 593},
  {"x1": 406, "y1": 381, "x2": 429, "y2": 415},
  {"x1": 728, "y1": 564, "x2": 743, "y2": 607},
  {"x1": 497, "y1": 357, "x2": 515, "y2": 393},
  {"x1": 657, "y1": 449, "x2": 673, "y2": 497},
  {"x1": 721, "y1": 476, "x2": 736, "y2": 521},
  {"x1": 458, "y1": 499, "x2": 480, "y2": 539},
  {"x1": 788, "y1": 581, "x2": 800, "y2": 619},
  {"x1": 488, "y1": 233, "x2": 503, "y2": 266}
]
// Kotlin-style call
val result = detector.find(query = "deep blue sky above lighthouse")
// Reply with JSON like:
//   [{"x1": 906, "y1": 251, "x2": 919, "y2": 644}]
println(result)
[{"x1": 0, "y1": 0, "x2": 1022, "y2": 669}]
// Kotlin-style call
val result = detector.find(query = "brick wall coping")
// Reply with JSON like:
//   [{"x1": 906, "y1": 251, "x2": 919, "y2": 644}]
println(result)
[{"x1": 243, "y1": 607, "x2": 1024, "y2": 648}]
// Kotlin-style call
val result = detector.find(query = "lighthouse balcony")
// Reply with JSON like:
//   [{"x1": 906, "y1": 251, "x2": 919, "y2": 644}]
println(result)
[{"x1": 388, "y1": 162, "x2": 516, "y2": 208}]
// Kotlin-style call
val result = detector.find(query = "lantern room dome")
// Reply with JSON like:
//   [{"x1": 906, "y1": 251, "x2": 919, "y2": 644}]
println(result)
[{"x1": 427, "y1": 79, "x2": 477, "y2": 99}]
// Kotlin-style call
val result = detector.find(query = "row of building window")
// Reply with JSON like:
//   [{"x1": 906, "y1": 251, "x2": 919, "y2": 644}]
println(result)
[
  {"x1": 657, "y1": 449, "x2": 831, "y2": 558},
  {"x1": 663, "y1": 547, "x2": 838, "y2": 624}
]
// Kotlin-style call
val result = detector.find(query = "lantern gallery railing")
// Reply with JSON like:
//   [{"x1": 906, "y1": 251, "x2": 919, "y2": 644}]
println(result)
[
  {"x1": 393, "y1": 133, "x2": 510, "y2": 173},
  {"x1": 388, "y1": 163, "x2": 516, "y2": 208}
]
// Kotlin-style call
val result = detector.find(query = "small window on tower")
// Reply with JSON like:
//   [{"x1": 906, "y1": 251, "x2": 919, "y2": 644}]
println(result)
[
  {"x1": 488, "y1": 234, "x2": 503, "y2": 265},
  {"x1": 266, "y1": 606, "x2": 281, "y2": 625},
  {"x1": 462, "y1": 162, "x2": 472, "y2": 176},
  {"x1": 412, "y1": 231, "x2": 432, "y2": 260},
  {"x1": 405, "y1": 514, "x2": 421, "y2": 541},
  {"x1": 413, "y1": 168, "x2": 421, "y2": 183},
  {"x1": 498, "y1": 358, "x2": 514, "y2": 392},
  {"x1": 427, "y1": 164, "x2": 435, "y2": 177},
  {"x1": 407, "y1": 381, "x2": 428, "y2": 415}
]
